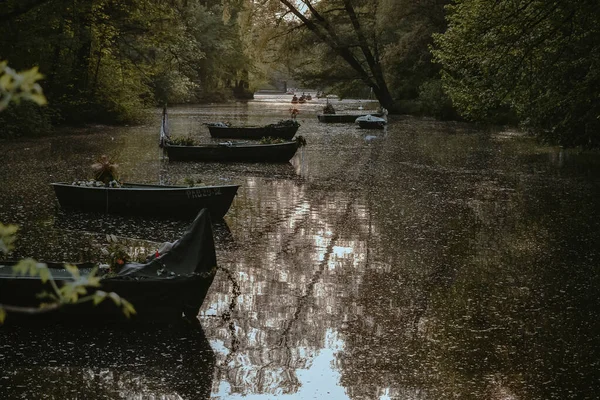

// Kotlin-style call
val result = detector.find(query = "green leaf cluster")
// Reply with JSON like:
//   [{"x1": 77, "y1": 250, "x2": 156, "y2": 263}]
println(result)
[
  {"x1": 0, "y1": 61, "x2": 47, "y2": 112},
  {"x1": 433, "y1": 0, "x2": 600, "y2": 146}
]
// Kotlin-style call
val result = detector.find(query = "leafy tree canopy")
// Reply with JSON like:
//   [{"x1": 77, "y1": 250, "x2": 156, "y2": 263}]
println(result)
[{"x1": 433, "y1": 0, "x2": 600, "y2": 147}]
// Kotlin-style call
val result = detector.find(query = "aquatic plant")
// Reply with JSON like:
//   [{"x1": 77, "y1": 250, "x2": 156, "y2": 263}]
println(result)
[
  {"x1": 91, "y1": 155, "x2": 119, "y2": 184},
  {"x1": 183, "y1": 177, "x2": 202, "y2": 187},
  {"x1": 323, "y1": 103, "x2": 336, "y2": 114},
  {"x1": 259, "y1": 136, "x2": 286, "y2": 144},
  {"x1": 168, "y1": 135, "x2": 198, "y2": 146},
  {"x1": 295, "y1": 135, "x2": 307, "y2": 147},
  {"x1": 267, "y1": 119, "x2": 300, "y2": 128}
]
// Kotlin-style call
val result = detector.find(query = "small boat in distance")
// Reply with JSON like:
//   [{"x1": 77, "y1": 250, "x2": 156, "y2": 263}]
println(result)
[
  {"x1": 51, "y1": 182, "x2": 239, "y2": 219},
  {"x1": 318, "y1": 113, "x2": 384, "y2": 123},
  {"x1": 0, "y1": 209, "x2": 218, "y2": 323},
  {"x1": 355, "y1": 114, "x2": 387, "y2": 129}
]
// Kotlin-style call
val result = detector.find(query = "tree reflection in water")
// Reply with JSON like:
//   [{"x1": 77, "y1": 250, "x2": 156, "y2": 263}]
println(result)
[{"x1": 0, "y1": 321, "x2": 215, "y2": 399}]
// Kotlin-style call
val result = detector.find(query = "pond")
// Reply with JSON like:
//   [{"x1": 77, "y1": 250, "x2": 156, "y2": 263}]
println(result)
[{"x1": 1, "y1": 94, "x2": 599, "y2": 399}]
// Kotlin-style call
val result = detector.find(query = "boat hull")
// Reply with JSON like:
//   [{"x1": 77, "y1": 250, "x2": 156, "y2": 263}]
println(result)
[
  {"x1": 208, "y1": 125, "x2": 298, "y2": 140},
  {"x1": 357, "y1": 121, "x2": 386, "y2": 129},
  {"x1": 0, "y1": 210, "x2": 217, "y2": 323},
  {"x1": 165, "y1": 142, "x2": 299, "y2": 163},
  {"x1": 51, "y1": 183, "x2": 239, "y2": 219},
  {"x1": 317, "y1": 113, "x2": 383, "y2": 123}
]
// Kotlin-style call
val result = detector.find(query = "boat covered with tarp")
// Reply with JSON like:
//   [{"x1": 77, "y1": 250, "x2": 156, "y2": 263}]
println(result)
[{"x1": 0, "y1": 209, "x2": 218, "y2": 322}]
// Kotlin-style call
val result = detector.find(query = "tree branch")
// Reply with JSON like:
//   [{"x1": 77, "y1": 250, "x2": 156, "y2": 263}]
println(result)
[{"x1": 0, "y1": 0, "x2": 56, "y2": 23}]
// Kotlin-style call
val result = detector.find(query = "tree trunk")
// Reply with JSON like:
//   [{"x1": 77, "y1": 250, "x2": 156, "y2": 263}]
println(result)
[{"x1": 278, "y1": 0, "x2": 396, "y2": 111}]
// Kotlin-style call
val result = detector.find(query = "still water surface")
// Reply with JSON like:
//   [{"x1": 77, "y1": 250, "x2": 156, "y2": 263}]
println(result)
[{"x1": 1, "y1": 94, "x2": 599, "y2": 399}]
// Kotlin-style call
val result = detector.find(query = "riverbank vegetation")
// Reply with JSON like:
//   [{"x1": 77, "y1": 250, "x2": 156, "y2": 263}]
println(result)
[
  {"x1": 1, "y1": 0, "x2": 599, "y2": 147},
  {"x1": 0, "y1": 0, "x2": 252, "y2": 137}
]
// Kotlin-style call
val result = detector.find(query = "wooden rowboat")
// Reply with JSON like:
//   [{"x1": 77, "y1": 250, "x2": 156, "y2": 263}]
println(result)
[
  {"x1": 355, "y1": 114, "x2": 387, "y2": 129},
  {"x1": 164, "y1": 141, "x2": 300, "y2": 163},
  {"x1": 0, "y1": 209, "x2": 217, "y2": 322},
  {"x1": 317, "y1": 113, "x2": 383, "y2": 123},
  {"x1": 207, "y1": 122, "x2": 299, "y2": 140},
  {"x1": 51, "y1": 182, "x2": 239, "y2": 219}
]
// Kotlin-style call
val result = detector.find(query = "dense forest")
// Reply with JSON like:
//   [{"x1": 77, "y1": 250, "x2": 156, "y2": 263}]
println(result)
[{"x1": 1, "y1": 0, "x2": 599, "y2": 147}]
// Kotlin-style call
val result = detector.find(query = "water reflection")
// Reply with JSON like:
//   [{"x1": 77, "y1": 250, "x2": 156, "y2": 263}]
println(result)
[
  {"x1": 0, "y1": 322, "x2": 215, "y2": 399},
  {"x1": 1, "y1": 100, "x2": 600, "y2": 399}
]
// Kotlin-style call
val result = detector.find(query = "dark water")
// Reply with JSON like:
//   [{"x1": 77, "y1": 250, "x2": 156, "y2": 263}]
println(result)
[{"x1": 1, "y1": 94, "x2": 600, "y2": 399}]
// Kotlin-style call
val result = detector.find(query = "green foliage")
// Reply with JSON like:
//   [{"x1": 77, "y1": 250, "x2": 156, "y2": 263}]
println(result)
[
  {"x1": 0, "y1": 223, "x2": 19, "y2": 254},
  {"x1": 183, "y1": 177, "x2": 202, "y2": 187},
  {"x1": 0, "y1": 0, "x2": 253, "y2": 132},
  {"x1": 0, "y1": 61, "x2": 50, "y2": 137},
  {"x1": 433, "y1": 0, "x2": 600, "y2": 146},
  {"x1": 101, "y1": 234, "x2": 145, "y2": 274},
  {"x1": 168, "y1": 136, "x2": 198, "y2": 146},
  {"x1": 0, "y1": 61, "x2": 46, "y2": 111},
  {"x1": 418, "y1": 78, "x2": 459, "y2": 120},
  {"x1": 323, "y1": 103, "x2": 336, "y2": 114},
  {"x1": 259, "y1": 136, "x2": 286, "y2": 144},
  {"x1": 266, "y1": 119, "x2": 300, "y2": 128}
]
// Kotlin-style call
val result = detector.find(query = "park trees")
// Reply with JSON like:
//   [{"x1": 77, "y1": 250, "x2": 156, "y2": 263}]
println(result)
[
  {"x1": 433, "y1": 0, "x2": 600, "y2": 147},
  {"x1": 0, "y1": 0, "x2": 251, "y2": 133},
  {"x1": 264, "y1": 0, "x2": 448, "y2": 112}
]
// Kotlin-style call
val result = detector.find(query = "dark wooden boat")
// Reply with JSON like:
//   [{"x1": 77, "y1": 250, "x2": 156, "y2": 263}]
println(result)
[
  {"x1": 207, "y1": 122, "x2": 299, "y2": 140},
  {"x1": 164, "y1": 141, "x2": 300, "y2": 163},
  {"x1": 0, "y1": 209, "x2": 217, "y2": 322},
  {"x1": 51, "y1": 182, "x2": 239, "y2": 219},
  {"x1": 317, "y1": 112, "x2": 383, "y2": 123}
]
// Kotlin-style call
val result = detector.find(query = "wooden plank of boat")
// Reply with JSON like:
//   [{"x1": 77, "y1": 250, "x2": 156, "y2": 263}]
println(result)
[
  {"x1": 207, "y1": 124, "x2": 299, "y2": 140},
  {"x1": 51, "y1": 182, "x2": 239, "y2": 219},
  {"x1": 164, "y1": 141, "x2": 299, "y2": 163},
  {"x1": 0, "y1": 209, "x2": 217, "y2": 322},
  {"x1": 317, "y1": 113, "x2": 383, "y2": 123}
]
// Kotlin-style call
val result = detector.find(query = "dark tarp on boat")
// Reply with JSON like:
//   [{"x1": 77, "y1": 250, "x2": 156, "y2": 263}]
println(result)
[{"x1": 0, "y1": 209, "x2": 218, "y2": 323}]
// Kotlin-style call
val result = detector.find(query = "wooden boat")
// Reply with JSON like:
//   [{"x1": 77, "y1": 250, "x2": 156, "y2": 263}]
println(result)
[
  {"x1": 317, "y1": 112, "x2": 383, "y2": 123},
  {"x1": 164, "y1": 141, "x2": 300, "y2": 163},
  {"x1": 207, "y1": 122, "x2": 299, "y2": 140},
  {"x1": 51, "y1": 182, "x2": 239, "y2": 219},
  {"x1": 355, "y1": 114, "x2": 387, "y2": 129},
  {"x1": 0, "y1": 209, "x2": 217, "y2": 322}
]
